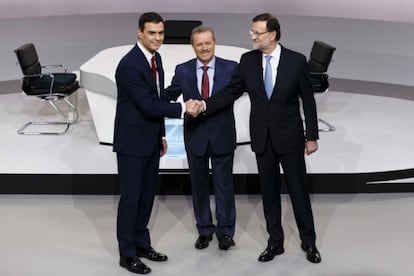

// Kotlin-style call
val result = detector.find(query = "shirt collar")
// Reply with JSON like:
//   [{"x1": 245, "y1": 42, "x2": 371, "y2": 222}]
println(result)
[
  {"x1": 196, "y1": 56, "x2": 216, "y2": 70},
  {"x1": 263, "y1": 43, "x2": 281, "y2": 60},
  {"x1": 137, "y1": 41, "x2": 155, "y2": 64}
]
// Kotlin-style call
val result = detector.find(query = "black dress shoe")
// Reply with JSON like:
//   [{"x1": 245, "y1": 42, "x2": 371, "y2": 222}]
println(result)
[
  {"x1": 258, "y1": 245, "x2": 285, "y2": 262},
  {"x1": 120, "y1": 256, "x2": 151, "y2": 274},
  {"x1": 301, "y1": 243, "x2": 322, "y2": 263},
  {"x1": 218, "y1": 235, "x2": 235, "y2": 250},
  {"x1": 136, "y1": 247, "x2": 168, "y2": 262},
  {"x1": 195, "y1": 235, "x2": 213, "y2": 249}
]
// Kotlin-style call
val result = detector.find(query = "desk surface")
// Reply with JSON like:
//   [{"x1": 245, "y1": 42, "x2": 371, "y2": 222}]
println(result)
[
  {"x1": 80, "y1": 44, "x2": 249, "y2": 94},
  {"x1": 79, "y1": 44, "x2": 255, "y2": 172}
]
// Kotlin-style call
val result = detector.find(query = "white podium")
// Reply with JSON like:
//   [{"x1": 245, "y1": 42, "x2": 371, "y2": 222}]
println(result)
[{"x1": 80, "y1": 44, "x2": 257, "y2": 172}]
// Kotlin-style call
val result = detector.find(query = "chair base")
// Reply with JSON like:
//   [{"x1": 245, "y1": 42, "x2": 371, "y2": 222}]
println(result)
[
  {"x1": 318, "y1": 118, "x2": 335, "y2": 132},
  {"x1": 17, "y1": 121, "x2": 70, "y2": 135},
  {"x1": 17, "y1": 96, "x2": 79, "y2": 135}
]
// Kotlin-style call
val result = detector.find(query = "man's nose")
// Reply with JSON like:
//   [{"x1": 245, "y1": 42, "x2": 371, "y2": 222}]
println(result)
[{"x1": 154, "y1": 33, "x2": 162, "y2": 40}]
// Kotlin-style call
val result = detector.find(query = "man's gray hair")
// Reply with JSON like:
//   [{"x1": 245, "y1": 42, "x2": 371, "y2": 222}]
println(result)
[{"x1": 190, "y1": 25, "x2": 216, "y2": 44}]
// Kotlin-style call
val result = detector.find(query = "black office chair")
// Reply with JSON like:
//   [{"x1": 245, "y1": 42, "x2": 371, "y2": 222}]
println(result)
[
  {"x1": 308, "y1": 41, "x2": 336, "y2": 132},
  {"x1": 163, "y1": 20, "x2": 202, "y2": 44},
  {"x1": 14, "y1": 43, "x2": 79, "y2": 135}
]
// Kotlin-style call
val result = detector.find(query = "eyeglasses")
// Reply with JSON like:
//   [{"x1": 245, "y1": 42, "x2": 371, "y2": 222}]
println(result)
[{"x1": 249, "y1": 30, "x2": 269, "y2": 37}]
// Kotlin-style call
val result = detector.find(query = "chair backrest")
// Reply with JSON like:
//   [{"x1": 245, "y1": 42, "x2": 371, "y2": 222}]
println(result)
[
  {"x1": 14, "y1": 43, "x2": 41, "y2": 76},
  {"x1": 308, "y1": 41, "x2": 336, "y2": 73},
  {"x1": 164, "y1": 20, "x2": 202, "y2": 44}
]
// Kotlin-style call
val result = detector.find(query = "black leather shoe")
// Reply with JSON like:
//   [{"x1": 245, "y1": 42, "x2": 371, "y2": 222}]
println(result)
[
  {"x1": 120, "y1": 256, "x2": 151, "y2": 274},
  {"x1": 195, "y1": 235, "x2": 213, "y2": 249},
  {"x1": 301, "y1": 243, "x2": 322, "y2": 263},
  {"x1": 258, "y1": 245, "x2": 285, "y2": 262},
  {"x1": 136, "y1": 247, "x2": 168, "y2": 262},
  {"x1": 218, "y1": 235, "x2": 235, "y2": 250}
]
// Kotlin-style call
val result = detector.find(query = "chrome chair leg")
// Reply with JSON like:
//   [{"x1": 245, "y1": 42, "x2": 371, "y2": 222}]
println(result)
[
  {"x1": 318, "y1": 118, "x2": 335, "y2": 132},
  {"x1": 17, "y1": 97, "x2": 78, "y2": 135},
  {"x1": 17, "y1": 121, "x2": 70, "y2": 135}
]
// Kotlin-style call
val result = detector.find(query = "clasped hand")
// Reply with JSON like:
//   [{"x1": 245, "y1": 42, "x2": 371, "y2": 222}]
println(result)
[{"x1": 185, "y1": 99, "x2": 203, "y2": 117}]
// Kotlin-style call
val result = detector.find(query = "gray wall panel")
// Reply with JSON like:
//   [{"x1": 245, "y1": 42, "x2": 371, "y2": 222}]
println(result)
[{"x1": 2, "y1": 13, "x2": 414, "y2": 87}]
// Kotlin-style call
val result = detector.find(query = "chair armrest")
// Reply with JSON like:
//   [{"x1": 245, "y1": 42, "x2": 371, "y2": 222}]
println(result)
[
  {"x1": 23, "y1": 73, "x2": 53, "y2": 79},
  {"x1": 42, "y1": 64, "x2": 68, "y2": 73},
  {"x1": 309, "y1": 72, "x2": 329, "y2": 82},
  {"x1": 309, "y1": 72, "x2": 328, "y2": 76}
]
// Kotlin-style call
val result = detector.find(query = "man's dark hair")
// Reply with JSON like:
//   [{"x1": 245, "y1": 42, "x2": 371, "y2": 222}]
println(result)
[
  {"x1": 252, "y1": 13, "x2": 281, "y2": 40},
  {"x1": 139, "y1": 12, "x2": 164, "y2": 31}
]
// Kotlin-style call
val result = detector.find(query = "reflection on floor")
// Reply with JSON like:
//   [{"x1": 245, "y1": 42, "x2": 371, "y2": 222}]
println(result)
[{"x1": 1, "y1": 193, "x2": 413, "y2": 276}]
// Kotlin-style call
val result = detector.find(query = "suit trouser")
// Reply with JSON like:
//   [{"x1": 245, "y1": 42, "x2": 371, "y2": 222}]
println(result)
[
  {"x1": 116, "y1": 152, "x2": 159, "y2": 257},
  {"x1": 255, "y1": 138, "x2": 316, "y2": 248},
  {"x1": 187, "y1": 149, "x2": 236, "y2": 238}
]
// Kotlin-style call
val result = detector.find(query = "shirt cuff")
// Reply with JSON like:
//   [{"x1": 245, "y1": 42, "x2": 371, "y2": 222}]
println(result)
[
  {"x1": 201, "y1": 100, "x2": 206, "y2": 112},
  {"x1": 180, "y1": 102, "x2": 186, "y2": 118}
]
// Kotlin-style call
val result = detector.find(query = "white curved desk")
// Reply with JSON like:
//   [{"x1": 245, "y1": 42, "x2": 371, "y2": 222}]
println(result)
[{"x1": 80, "y1": 44, "x2": 258, "y2": 172}]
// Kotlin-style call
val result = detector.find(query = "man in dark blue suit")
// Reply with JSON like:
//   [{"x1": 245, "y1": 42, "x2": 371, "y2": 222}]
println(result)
[
  {"x1": 189, "y1": 13, "x2": 322, "y2": 264},
  {"x1": 113, "y1": 12, "x2": 188, "y2": 274},
  {"x1": 164, "y1": 26, "x2": 237, "y2": 250}
]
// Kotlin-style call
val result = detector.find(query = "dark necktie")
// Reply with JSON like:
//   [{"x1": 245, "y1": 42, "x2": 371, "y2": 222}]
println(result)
[
  {"x1": 151, "y1": 56, "x2": 157, "y2": 80},
  {"x1": 201, "y1": 65, "x2": 209, "y2": 99}
]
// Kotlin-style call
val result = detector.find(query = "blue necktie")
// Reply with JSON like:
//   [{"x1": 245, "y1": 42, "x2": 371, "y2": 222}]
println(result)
[{"x1": 264, "y1": 55, "x2": 273, "y2": 99}]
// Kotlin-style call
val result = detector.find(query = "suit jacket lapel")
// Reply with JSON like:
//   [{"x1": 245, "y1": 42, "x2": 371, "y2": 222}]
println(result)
[
  {"x1": 211, "y1": 59, "x2": 222, "y2": 96},
  {"x1": 251, "y1": 51, "x2": 268, "y2": 100},
  {"x1": 155, "y1": 52, "x2": 164, "y2": 91},
  {"x1": 135, "y1": 45, "x2": 160, "y2": 94},
  {"x1": 187, "y1": 59, "x2": 201, "y2": 99},
  {"x1": 135, "y1": 45, "x2": 153, "y2": 83},
  {"x1": 184, "y1": 59, "x2": 201, "y2": 100},
  {"x1": 274, "y1": 46, "x2": 288, "y2": 96}
]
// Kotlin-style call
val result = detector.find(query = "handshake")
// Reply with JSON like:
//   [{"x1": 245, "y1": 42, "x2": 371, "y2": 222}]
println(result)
[{"x1": 185, "y1": 99, "x2": 204, "y2": 117}]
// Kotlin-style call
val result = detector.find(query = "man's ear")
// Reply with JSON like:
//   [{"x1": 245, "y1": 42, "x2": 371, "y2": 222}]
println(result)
[{"x1": 271, "y1": 31, "x2": 277, "y2": 42}]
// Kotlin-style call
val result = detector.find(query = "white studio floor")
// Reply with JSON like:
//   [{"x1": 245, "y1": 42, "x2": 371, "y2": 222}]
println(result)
[
  {"x1": 1, "y1": 88, "x2": 414, "y2": 275},
  {"x1": 1, "y1": 193, "x2": 414, "y2": 276},
  {"x1": 1, "y1": 89, "x2": 414, "y2": 176}
]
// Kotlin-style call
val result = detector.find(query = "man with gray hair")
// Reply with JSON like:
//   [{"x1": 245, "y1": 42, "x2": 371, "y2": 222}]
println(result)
[{"x1": 164, "y1": 26, "x2": 237, "y2": 251}]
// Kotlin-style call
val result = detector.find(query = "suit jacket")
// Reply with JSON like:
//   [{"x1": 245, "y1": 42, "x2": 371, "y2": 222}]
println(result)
[
  {"x1": 113, "y1": 44, "x2": 182, "y2": 157},
  {"x1": 205, "y1": 46, "x2": 318, "y2": 155},
  {"x1": 165, "y1": 57, "x2": 237, "y2": 156}
]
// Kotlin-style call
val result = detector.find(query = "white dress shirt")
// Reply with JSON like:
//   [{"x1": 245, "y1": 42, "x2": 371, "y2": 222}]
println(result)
[{"x1": 262, "y1": 43, "x2": 281, "y2": 89}]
